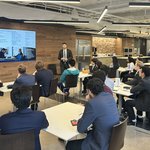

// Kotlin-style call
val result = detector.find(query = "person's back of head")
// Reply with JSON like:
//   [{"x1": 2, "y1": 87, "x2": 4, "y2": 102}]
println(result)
[
  {"x1": 18, "y1": 64, "x2": 26, "y2": 74},
  {"x1": 68, "y1": 59, "x2": 76, "y2": 67},
  {"x1": 35, "y1": 61, "x2": 44, "y2": 71},
  {"x1": 11, "y1": 86, "x2": 32, "y2": 110},
  {"x1": 86, "y1": 78, "x2": 104, "y2": 96},
  {"x1": 100, "y1": 64, "x2": 109, "y2": 76},
  {"x1": 128, "y1": 56, "x2": 135, "y2": 64},
  {"x1": 141, "y1": 66, "x2": 150, "y2": 77},
  {"x1": 93, "y1": 70, "x2": 106, "y2": 83},
  {"x1": 136, "y1": 60, "x2": 144, "y2": 68}
]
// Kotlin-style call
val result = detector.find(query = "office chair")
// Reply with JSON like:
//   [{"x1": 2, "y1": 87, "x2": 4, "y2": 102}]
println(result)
[
  {"x1": 108, "y1": 117, "x2": 128, "y2": 150},
  {"x1": 30, "y1": 85, "x2": 40, "y2": 111},
  {"x1": 63, "y1": 74, "x2": 78, "y2": 102},
  {"x1": 0, "y1": 130, "x2": 35, "y2": 150}
]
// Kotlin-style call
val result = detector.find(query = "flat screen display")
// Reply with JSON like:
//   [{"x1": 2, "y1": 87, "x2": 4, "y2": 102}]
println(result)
[{"x1": 0, "y1": 29, "x2": 36, "y2": 62}]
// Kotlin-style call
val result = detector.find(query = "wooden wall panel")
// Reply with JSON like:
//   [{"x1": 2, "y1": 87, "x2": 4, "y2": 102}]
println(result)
[{"x1": 0, "y1": 22, "x2": 76, "y2": 82}]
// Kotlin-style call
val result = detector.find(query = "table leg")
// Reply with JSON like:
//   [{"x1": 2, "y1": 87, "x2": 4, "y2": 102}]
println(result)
[
  {"x1": 79, "y1": 78, "x2": 82, "y2": 95},
  {"x1": 118, "y1": 94, "x2": 122, "y2": 115}
]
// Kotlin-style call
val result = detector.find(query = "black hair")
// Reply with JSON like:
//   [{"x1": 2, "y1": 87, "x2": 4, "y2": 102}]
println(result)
[
  {"x1": 10, "y1": 87, "x2": 32, "y2": 110},
  {"x1": 93, "y1": 70, "x2": 106, "y2": 83},
  {"x1": 68, "y1": 59, "x2": 75, "y2": 67},
  {"x1": 141, "y1": 66, "x2": 150, "y2": 77},
  {"x1": 86, "y1": 78, "x2": 104, "y2": 95},
  {"x1": 128, "y1": 56, "x2": 135, "y2": 64},
  {"x1": 100, "y1": 64, "x2": 109, "y2": 75}
]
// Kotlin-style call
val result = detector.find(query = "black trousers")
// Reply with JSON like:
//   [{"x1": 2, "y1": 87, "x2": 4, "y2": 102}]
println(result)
[
  {"x1": 82, "y1": 76, "x2": 92, "y2": 92},
  {"x1": 66, "y1": 139, "x2": 83, "y2": 150},
  {"x1": 60, "y1": 62, "x2": 69, "y2": 73},
  {"x1": 125, "y1": 100, "x2": 142, "y2": 121}
]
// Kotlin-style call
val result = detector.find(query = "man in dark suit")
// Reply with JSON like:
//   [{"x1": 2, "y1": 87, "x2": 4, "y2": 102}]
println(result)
[
  {"x1": 13, "y1": 64, "x2": 35, "y2": 88},
  {"x1": 125, "y1": 66, "x2": 150, "y2": 125},
  {"x1": 0, "y1": 87, "x2": 49, "y2": 150},
  {"x1": 66, "y1": 78, "x2": 119, "y2": 150},
  {"x1": 34, "y1": 61, "x2": 53, "y2": 97},
  {"x1": 58, "y1": 43, "x2": 73, "y2": 73}
]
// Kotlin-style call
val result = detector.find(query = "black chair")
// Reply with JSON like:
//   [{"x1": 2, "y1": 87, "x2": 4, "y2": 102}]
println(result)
[
  {"x1": 30, "y1": 85, "x2": 40, "y2": 110},
  {"x1": 47, "y1": 64, "x2": 60, "y2": 76},
  {"x1": 63, "y1": 74, "x2": 78, "y2": 101},
  {"x1": 0, "y1": 130, "x2": 35, "y2": 150},
  {"x1": 108, "y1": 117, "x2": 128, "y2": 150},
  {"x1": 43, "y1": 78, "x2": 59, "y2": 106},
  {"x1": 65, "y1": 75, "x2": 78, "y2": 88}
]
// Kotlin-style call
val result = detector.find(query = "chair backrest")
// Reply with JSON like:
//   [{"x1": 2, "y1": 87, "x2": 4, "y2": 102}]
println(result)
[
  {"x1": 32, "y1": 85, "x2": 40, "y2": 103},
  {"x1": 47, "y1": 64, "x2": 57, "y2": 75},
  {"x1": 49, "y1": 78, "x2": 58, "y2": 96},
  {"x1": 108, "y1": 117, "x2": 128, "y2": 150},
  {"x1": 65, "y1": 74, "x2": 78, "y2": 88},
  {"x1": 0, "y1": 130, "x2": 35, "y2": 150}
]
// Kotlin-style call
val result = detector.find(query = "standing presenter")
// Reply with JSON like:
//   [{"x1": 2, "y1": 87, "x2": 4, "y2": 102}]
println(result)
[{"x1": 58, "y1": 43, "x2": 73, "y2": 73}]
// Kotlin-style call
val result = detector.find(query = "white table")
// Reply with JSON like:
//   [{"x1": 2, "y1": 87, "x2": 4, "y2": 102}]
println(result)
[
  {"x1": 113, "y1": 83, "x2": 133, "y2": 114},
  {"x1": 42, "y1": 102, "x2": 84, "y2": 141},
  {"x1": 78, "y1": 72, "x2": 92, "y2": 94},
  {"x1": 117, "y1": 67, "x2": 129, "y2": 73},
  {"x1": 0, "y1": 82, "x2": 14, "y2": 93},
  {"x1": 144, "y1": 63, "x2": 150, "y2": 66}
]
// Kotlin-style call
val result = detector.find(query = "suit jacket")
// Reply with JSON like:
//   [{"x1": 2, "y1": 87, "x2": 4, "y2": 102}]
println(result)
[
  {"x1": 130, "y1": 76, "x2": 150, "y2": 111},
  {"x1": 0, "y1": 108, "x2": 49, "y2": 150},
  {"x1": 58, "y1": 49, "x2": 73, "y2": 63},
  {"x1": 77, "y1": 92, "x2": 119, "y2": 150},
  {"x1": 13, "y1": 73, "x2": 35, "y2": 88},
  {"x1": 35, "y1": 68, "x2": 54, "y2": 96},
  {"x1": 126, "y1": 71, "x2": 141, "y2": 86}
]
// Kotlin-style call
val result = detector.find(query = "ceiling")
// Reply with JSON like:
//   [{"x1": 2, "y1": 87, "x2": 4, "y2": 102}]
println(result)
[{"x1": 1, "y1": 0, "x2": 150, "y2": 38}]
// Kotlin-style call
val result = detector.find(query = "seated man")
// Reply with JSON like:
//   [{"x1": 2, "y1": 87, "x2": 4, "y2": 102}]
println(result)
[
  {"x1": 125, "y1": 66, "x2": 150, "y2": 125},
  {"x1": 58, "y1": 59, "x2": 79, "y2": 96},
  {"x1": 0, "y1": 87, "x2": 49, "y2": 150},
  {"x1": 125, "y1": 60, "x2": 143, "y2": 86},
  {"x1": 93, "y1": 70, "x2": 113, "y2": 95},
  {"x1": 66, "y1": 78, "x2": 119, "y2": 150},
  {"x1": 34, "y1": 61, "x2": 53, "y2": 97},
  {"x1": 13, "y1": 64, "x2": 35, "y2": 88},
  {"x1": 82, "y1": 58, "x2": 102, "y2": 94},
  {"x1": 100, "y1": 64, "x2": 114, "y2": 92}
]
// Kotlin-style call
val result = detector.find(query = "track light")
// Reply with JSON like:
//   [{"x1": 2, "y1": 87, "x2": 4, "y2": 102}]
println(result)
[
  {"x1": 97, "y1": 6, "x2": 108, "y2": 23},
  {"x1": 112, "y1": 22, "x2": 150, "y2": 27},
  {"x1": 97, "y1": 26, "x2": 106, "y2": 34},
  {"x1": 24, "y1": 20, "x2": 89, "y2": 24},
  {"x1": 129, "y1": 2, "x2": 150, "y2": 8},
  {"x1": 1, "y1": 0, "x2": 80, "y2": 3}
]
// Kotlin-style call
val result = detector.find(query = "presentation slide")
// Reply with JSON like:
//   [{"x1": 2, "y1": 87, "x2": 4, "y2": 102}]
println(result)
[{"x1": 0, "y1": 29, "x2": 36, "y2": 62}]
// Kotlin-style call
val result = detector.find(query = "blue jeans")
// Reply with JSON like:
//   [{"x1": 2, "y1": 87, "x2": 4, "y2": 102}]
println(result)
[{"x1": 57, "y1": 82, "x2": 69, "y2": 93}]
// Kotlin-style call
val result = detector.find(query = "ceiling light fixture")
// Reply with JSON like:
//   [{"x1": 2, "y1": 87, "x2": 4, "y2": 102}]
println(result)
[
  {"x1": 97, "y1": 6, "x2": 108, "y2": 23},
  {"x1": 112, "y1": 22, "x2": 150, "y2": 26},
  {"x1": 1, "y1": 0, "x2": 80, "y2": 3},
  {"x1": 24, "y1": 20, "x2": 89, "y2": 24},
  {"x1": 97, "y1": 26, "x2": 106, "y2": 34},
  {"x1": 129, "y1": 2, "x2": 150, "y2": 8}
]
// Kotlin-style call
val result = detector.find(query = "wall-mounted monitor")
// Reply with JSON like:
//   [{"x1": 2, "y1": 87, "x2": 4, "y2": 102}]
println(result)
[{"x1": 0, "y1": 29, "x2": 36, "y2": 62}]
